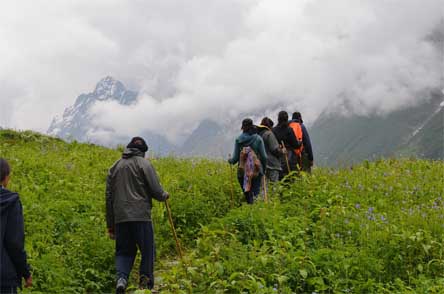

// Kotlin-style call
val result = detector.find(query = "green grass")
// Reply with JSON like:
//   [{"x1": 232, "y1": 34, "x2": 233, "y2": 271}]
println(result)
[{"x1": 1, "y1": 129, "x2": 443, "y2": 293}]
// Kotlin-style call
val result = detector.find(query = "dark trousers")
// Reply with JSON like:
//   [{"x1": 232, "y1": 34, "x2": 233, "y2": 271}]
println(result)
[
  {"x1": 0, "y1": 287, "x2": 17, "y2": 294},
  {"x1": 115, "y1": 221, "x2": 155, "y2": 289},
  {"x1": 237, "y1": 171, "x2": 263, "y2": 204}
]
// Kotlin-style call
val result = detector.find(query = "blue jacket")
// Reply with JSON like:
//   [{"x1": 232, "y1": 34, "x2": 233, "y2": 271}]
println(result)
[
  {"x1": 0, "y1": 186, "x2": 31, "y2": 287},
  {"x1": 229, "y1": 132, "x2": 268, "y2": 174},
  {"x1": 290, "y1": 119, "x2": 314, "y2": 161}
]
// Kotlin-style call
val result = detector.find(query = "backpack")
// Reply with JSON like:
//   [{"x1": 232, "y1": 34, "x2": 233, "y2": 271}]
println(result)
[
  {"x1": 289, "y1": 122, "x2": 304, "y2": 157},
  {"x1": 239, "y1": 146, "x2": 261, "y2": 178}
]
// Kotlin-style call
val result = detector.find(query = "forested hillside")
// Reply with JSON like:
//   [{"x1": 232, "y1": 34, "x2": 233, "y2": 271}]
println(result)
[{"x1": 0, "y1": 130, "x2": 443, "y2": 293}]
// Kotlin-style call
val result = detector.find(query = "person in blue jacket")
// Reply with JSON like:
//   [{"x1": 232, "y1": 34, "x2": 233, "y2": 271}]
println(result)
[
  {"x1": 0, "y1": 158, "x2": 32, "y2": 294},
  {"x1": 228, "y1": 118, "x2": 267, "y2": 204}
]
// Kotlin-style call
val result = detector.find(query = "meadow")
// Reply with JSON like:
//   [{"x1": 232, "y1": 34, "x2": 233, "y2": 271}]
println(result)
[{"x1": 0, "y1": 129, "x2": 443, "y2": 293}]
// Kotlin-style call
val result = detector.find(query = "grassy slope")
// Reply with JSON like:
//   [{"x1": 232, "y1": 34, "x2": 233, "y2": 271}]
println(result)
[{"x1": 1, "y1": 130, "x2": 443, "y2": 293}]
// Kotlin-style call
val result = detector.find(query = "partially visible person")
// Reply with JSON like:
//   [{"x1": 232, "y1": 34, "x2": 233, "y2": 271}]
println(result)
[
  {"x1": 272, "y1": 111, "x2": 301, "y2": 179},
  {"x1": 257, "y1": 117, "x2": 284, "y2": 182},
  {"x1": 289, "y1": 112, "x2": 314, "y2": 173},
  {"x1": 0, "y1": 158, "x2": 32, "y2": 294},
  {"x1": 228, "y1": 118, "x2": 267, "y2": 204},
  {"x1": 106, "y1": 137, "x2": 169, "y2": 293}
]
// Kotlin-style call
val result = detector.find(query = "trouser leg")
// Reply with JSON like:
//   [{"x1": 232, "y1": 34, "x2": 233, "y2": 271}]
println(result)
[
  {"x1": 134, "y1": 222, "x2": 155, "y2": 289},
  {"x1": 266, "y1": 169, "x2": 280, "y2": 182},
  {"x1": 301, "y1": 152, "x2": 312, "y2": 173},
  {"x1": 115, "y1": 222, "x2": 137, "y2": 280},
  {"x1": 0, "y1": 287, "x2": 17, "y2": 294}
]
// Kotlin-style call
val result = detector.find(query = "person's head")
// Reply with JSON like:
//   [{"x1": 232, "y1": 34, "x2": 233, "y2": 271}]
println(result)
[
  {"x1": 292, "y1": 111, "x2": 303, "y2": 123},
  {"x1": 277, "y1": 111, "x2": 289, "y2": 125},
  {"x1": 127, "y1": 137, "x2": 148, "y2": 153},
  {"x1": 241, "y1": 118, "x2": 255, "y2": 133},
  {"x1": 260, "y1": 117, "x2": 274, "y2": 129},
  {"x1": 0, "y1": 158, "x2": 11, "y2": 188}
]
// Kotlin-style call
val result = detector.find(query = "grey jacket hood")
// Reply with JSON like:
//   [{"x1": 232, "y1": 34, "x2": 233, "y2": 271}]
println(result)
[
  {"x1": 236, "y1": 132, "x2": 261, "y2": 146},
  {"x1": 122, "y1": 148, "x2": 145, "y2": 159}
]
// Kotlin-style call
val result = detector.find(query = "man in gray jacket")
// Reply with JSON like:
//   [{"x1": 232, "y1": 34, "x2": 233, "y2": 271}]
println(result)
[
  {"x1": 106, "y1": 137, "x2": 169, "y2": 293},
  {"x1": 257, "y1": 117, "x2": 285, "y2": 182}
]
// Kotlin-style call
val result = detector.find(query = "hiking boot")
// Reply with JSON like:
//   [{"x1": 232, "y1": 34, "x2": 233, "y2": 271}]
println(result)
[
  {"x1": 139, "y1": 275, "x2": 153, "y2": 290},
  {"x1": 116, "y1": 277, "x2": 127, "y2": 294}
]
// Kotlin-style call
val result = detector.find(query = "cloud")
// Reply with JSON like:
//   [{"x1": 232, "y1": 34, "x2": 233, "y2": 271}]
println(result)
[{"x1": 0, "y1": 0, "x2": 442, "y2": 143}]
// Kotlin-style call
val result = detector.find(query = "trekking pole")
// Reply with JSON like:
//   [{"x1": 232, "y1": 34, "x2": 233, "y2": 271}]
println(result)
[
  {"x1": 165, "y1": 198, "x2": 184, "y2": 259},
  {"x1": 228, "y1": 154, "x2": 234, "y2": 208},
  {"x1": 262, "y1": 176, "x2": 268, "y2": 203},
  {"x1": 281, "y1": 141, "x2": 291, "y2": 173}
]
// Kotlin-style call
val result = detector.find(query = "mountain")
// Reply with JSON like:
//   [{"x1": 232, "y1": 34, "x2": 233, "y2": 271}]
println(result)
[
  {"x1": 180, "y1": 119, "x2": 234, "y2": 158},
  {"x1": 310, "y1": 89, "x2": 444, "y2": 166},
  {"x1": 47, "y1": 76, "x2": 174, "y2": 155}
]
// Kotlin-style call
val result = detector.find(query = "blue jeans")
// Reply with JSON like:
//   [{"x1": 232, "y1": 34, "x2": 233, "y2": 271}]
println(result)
[
  {"x1": 115, "y1": 221, "x2": 155, "y2": 289},
  {"x1": 237, "y1": 170, "x2": 263, "y2": 204},
  {"x1": 0, "y1": 287, "x2": 17, "y2": 294}
]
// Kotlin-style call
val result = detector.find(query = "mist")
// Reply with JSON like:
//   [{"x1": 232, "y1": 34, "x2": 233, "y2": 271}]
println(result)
[{"x1": 0, "y1": 0, "x2": 442, "y2": 144}]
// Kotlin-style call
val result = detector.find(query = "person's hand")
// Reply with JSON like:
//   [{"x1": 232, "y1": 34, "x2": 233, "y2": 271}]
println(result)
[
  {"x1": 107, "y1": 227, "x2": 115, "y2": 240},
  {"x1": 281, "y1": 146, "x2": 288, "y2": 155},
  {"x1": 310, "y1": 161, "x2": 314, "y2": 167},
  {"x1": 164, "y1": 192, "x2": 170, "y2": 200},
  {"x1": 24, "y1": 275, "x2": 32, "y2": 288}
]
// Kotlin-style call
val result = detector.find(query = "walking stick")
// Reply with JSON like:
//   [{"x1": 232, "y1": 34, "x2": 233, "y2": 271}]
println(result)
[
  {"x1": 262, "y1": 176, "x2": 268, "y2": 203},
  {"x1": 228, "y1": 154, "x2": 234, "y2": 208},
  {"x1": 281, "y1": 141, "x2": 291, "y2": 173},
  {"x1": 165, "y1": 199, "x2": 184, "y2": 259}
]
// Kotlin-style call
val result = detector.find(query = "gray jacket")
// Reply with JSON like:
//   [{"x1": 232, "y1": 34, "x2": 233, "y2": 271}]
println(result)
[
  {"x1": 258, "y1": 126, "x2": 282, "y2": 171},
  {"x1": 106, "y1": 148, "x2": 168, "y2": 227}
]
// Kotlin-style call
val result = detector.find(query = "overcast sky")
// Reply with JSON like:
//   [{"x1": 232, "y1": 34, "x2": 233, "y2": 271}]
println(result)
[{"x1": 0, "y1": 0, "x2": 442, "y2": 142}]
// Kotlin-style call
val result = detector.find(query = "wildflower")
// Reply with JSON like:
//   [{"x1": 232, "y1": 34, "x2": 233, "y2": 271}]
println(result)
[
  {"x1": 355, "y1": 203, "x2": 361, "y2": 209},
  {"x1": 368, "y1": 207, "x2": 374, "y2": 213},
  {"x1": 380, "y1": 215, "x2": 386, "y2": 222}
]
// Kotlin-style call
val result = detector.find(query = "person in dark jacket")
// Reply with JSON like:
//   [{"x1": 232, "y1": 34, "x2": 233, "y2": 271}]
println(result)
[
  {"x1": 291, "y1": 112, "x2": 314, "y2": 173},
  {"x1": 272, "y1": 111, "x2": 301, "y2": 179},
  {"x1": 0, "y1": 158, "x2": 32, "y2": 294},
  {"x1": 106, "y1": 137, "x2": 169, "y2": 293},
  {"x1": 257, "y1": 117, "x2": 283, "y2": 182},
  {"x1": 228, "y1": 118, "x2": 267, "y2": 204}
]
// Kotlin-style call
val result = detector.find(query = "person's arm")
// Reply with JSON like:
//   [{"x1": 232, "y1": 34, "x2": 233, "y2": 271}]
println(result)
[
  {"x1": 268, "y1": 132, "x2": 282, "y2": 157},
  {"x1": 4, "y1": 199, "x2": 31, "y2": 282},
  {"x1": 258, "y1": 137, "x2": 268, "y2": 170},
  {"x1": 228, "y1": 140, "x2": 241, "y2": 165},
  {"x1": 142, "y1": 161, "x2": 169, "y2": 202},
  {"x1": 302, "y1": 124, "x2": 314, "y2": 162},
  {"x1": 105, "y1": 170, "x2": 115, "y2": 231}
]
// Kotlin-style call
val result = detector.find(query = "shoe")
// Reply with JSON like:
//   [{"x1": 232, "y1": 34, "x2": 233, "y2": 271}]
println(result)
[
  {"x1": 139, "y1": 275, "x2": 153, "y2": 290},
  {"x1": 116, "y1": 277, "x2": 127, "y2": 294}
]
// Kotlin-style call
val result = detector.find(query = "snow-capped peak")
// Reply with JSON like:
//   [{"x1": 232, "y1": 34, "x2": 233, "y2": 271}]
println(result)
[
  {"x1": 93, "y1": 76, "x2": 126, "y2": 101},
  {"x1": 47, "y1": 76, "x2": 138, "y2": 138}
]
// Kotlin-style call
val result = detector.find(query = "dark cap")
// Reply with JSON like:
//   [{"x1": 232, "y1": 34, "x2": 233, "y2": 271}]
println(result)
[
  {"x1": 241, "y1": 118, "x2": 253, "y2": 130},
  {"x1": 127, "y1": 137, "x2": 148, "y2": 153}
]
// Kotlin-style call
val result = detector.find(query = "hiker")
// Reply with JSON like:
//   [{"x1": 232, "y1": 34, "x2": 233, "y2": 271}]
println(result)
[
  {"x1": 272, "y1": 111, "x2": 301, "y2": 179},
  {"x1": 228, "y1": 118, "x2": 267, "y2": 204},
  {"x1": 289, "y1": 112, "x2": 314, "y2": 173},
  {"x1": 106, "y1": 137, "x2": 169, "y2": 294},
  {"x1": 257, "y1": 117, "x2": 284, "y2": 182},
  {"x1": 0, "y1": 158, "x2": 32, "y2": 294}
]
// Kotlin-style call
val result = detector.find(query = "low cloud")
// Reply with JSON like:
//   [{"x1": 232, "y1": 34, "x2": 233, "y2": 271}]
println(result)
[{"x1": 0, "y1": 0, "x2": 442, "y2": 143}]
